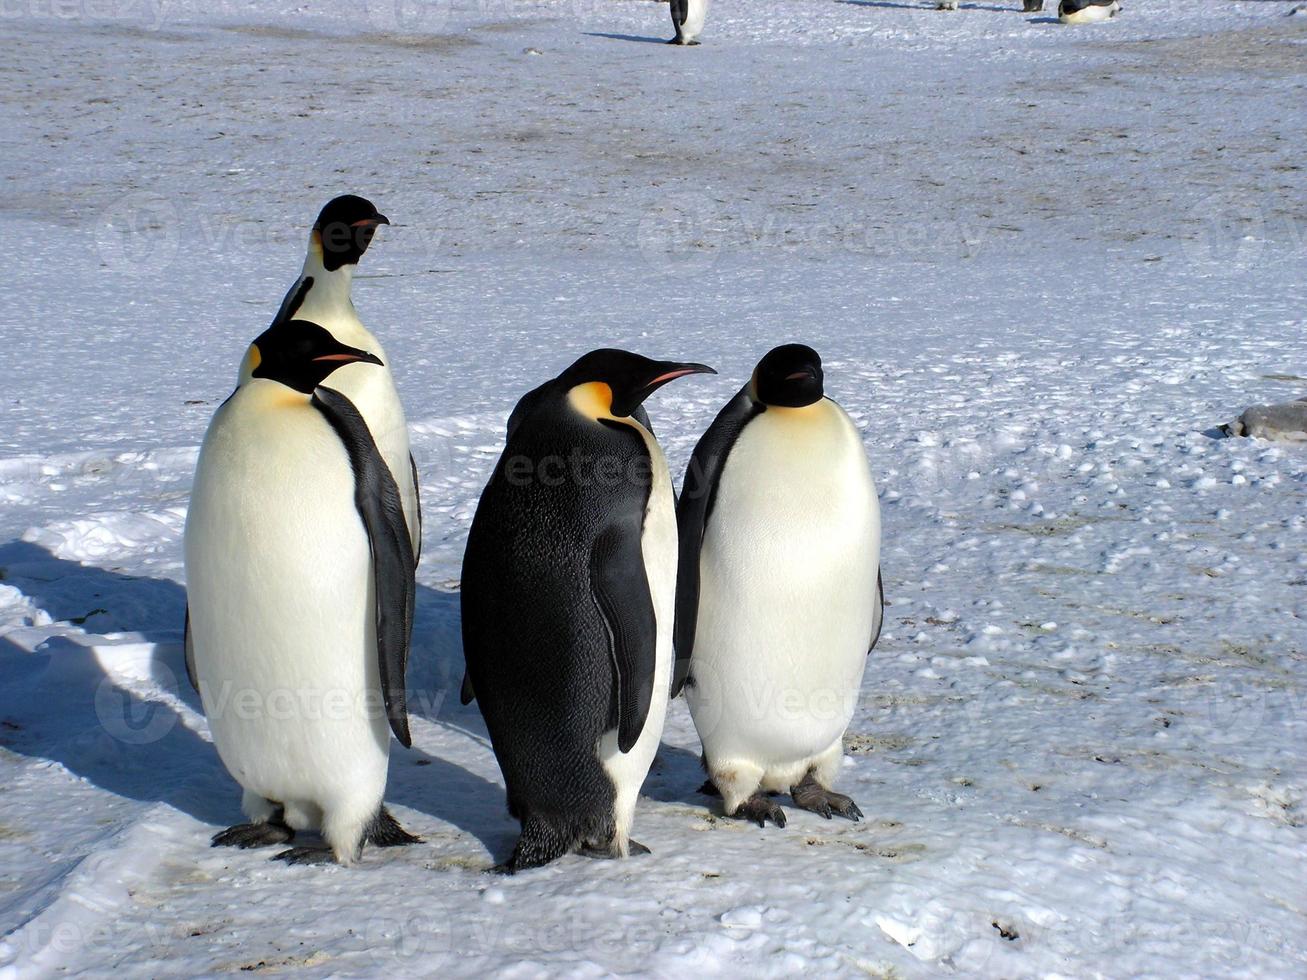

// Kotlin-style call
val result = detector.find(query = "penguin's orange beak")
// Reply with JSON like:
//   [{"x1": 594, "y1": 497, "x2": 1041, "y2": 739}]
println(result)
[{"x1": 613, "y1": 361, "x2": 716, "y2": 416}]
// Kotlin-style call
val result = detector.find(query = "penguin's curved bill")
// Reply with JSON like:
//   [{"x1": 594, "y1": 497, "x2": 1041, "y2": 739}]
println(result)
[
  {"x1": 351, "y1": 214, "x2": 389, "y2": 227},
  {"x1": 786, "y1": 369, "x2": 816, "y2": 382},
  {"x1": 313, "y1": 350, "x2": 384, "y2": 367},
  {"x1": 614, "y1": 361, "x2": 716, "y2": 416}
]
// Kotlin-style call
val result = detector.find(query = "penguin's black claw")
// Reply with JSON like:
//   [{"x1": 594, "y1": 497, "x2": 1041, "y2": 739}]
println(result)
[
  {"x1": 578, "y1": 843, "x2": 618, "y2": 860},
  {"x1": 697, "y1": 778, "x2": 722, "y2": 797},
  {"x1": 367, "y1": 807, "x2": 422, "y2": 847},
  {"x1": 628, "y1": 840, "x2": 652, "y2": 856},
  {"x1": 489, "y1": 861, "x2": 516, "y2": 875},
  {"x1": 791, "y1": 777, "x2": 863, "y2": 823},
  {"x1": 273, "y1": 845, "x2": 336, "y2": 866},
  {"x1": 667, "y1": 37, "x2": 681, "y2": 44},
  {"x1": 686, "y1": 39, "x2": 701, "y2": 45},
  {"x1": 734, "y1": 793, "x2": 787, "y2": 828},
  {"x1": 211, "y1": 821, "x2": 294, "y2": 849}
]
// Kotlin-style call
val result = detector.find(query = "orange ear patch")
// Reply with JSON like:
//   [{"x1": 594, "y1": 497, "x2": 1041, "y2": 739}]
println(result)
[{"x1": 568, "y1": 381, "x2": 615, "y2": 420}]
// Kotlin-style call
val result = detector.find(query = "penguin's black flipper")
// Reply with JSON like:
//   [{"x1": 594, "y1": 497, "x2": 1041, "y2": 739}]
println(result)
[
  {"x1": 590, "y1": 521, "x2": 657, "y2": 754},
  {"x1": 868, "y1": 571, "x2": 885, "y2": 654},
  {"x1": 670, "y1": 0, "x2": 688, "y2": 27},
  {"x1": 183, "y1": 606, "x2": 199, "y2": 694},
  {"x1": 269, "y1": 276, "x2": 313, "y2": 331},
  {"x1": 408, "y1": 452, "x2": 423, "y2": 566},
  {"x1": 671, "y1": 388, "x2": 762, "y2": 697},
  {"x1": 312, "y1": 386, "x2": 417, "y2": 748}
]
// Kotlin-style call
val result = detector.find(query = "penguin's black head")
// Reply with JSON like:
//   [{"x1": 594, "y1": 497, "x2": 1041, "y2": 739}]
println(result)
[
  {"x1": 753, "y1": 344, "x2": 824, "y2": 408},
  {"x1": 560, "y1": 348, "x2": 716, "y2": 418},
  {"x1": 312, "y1": 194, "x2": 390, "y2": 272},
  {"x1": 247, "y1": 318, "x2": 383, "y2": 394}
]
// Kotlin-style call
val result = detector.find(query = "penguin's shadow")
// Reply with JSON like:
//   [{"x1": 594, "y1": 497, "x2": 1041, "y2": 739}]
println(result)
[
  {"x1": 583, "y1": 32, "x2": 672, "y2": 44},
  {"x1": 642, "y1": 739, "x2": 713, "y2": 807},
  {"x1": 1026, "y1": 15, "x2": 1061, "y2": 22},
  {"x1": 0, "y1": 541, "x2": 509, "y2": 856}
]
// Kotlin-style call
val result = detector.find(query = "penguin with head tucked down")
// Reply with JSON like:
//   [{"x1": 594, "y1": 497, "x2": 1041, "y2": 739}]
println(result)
[
  {"x1": 1058, "y1": 0, "x2": 1121, "y2": 23},
  {"x1": 460, "y1": 349, "x2": 715, "y2": 872},
  {"x1": 673, "y1": 344, "x2": 883, "y2": 828},
  {"x1": 185, "y1": 318, "x2": 419, "y2": 865}
]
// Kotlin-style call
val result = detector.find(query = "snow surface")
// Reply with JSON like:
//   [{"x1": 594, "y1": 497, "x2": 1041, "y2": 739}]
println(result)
[{"x1": 2, "y1": 0, "x2": 1306, "y2": 976}]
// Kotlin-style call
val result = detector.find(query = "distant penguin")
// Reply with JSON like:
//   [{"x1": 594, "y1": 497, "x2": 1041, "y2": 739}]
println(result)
[
  {"x1": 461, "y1": 349, "x2": 716, "y2": 872},
  {"x1": 185, "y1": 318, "x2": 418, "y2": 865},
  {"x1": 668, "y1": 0, "x2": 708, "y2": 45},
  {"x1": 1023, "y1": 0, "x2": 1044, "y2": 11},
  {"x1": 1058, "y1": 0, "x2": 1121, "y2": 23},
  {"x1": 673, "y1": 345, "x2": 883, "y2": 827},
  {"x1": 937, "y1": 0, "x2": 959, "y2": 10}
]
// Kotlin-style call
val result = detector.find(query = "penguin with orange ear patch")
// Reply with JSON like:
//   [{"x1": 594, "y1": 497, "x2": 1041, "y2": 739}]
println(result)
[{"x1": 460, "y1": 349, "x2": 715, "y2": 872}]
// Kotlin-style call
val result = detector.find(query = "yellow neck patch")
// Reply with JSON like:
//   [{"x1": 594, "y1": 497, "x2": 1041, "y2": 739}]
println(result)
[
  {"x1": 568, "y1": 381, "x2": 615, "y2": 421},
  {"x1": 238, "y1": 343, "x2": 262, "y2": 383}
]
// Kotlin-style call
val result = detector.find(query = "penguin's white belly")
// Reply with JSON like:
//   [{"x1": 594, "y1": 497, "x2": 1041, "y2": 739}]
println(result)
[
  {"x1": 1060, "y1": 1, "x2": 1118, "y2": 23},
  {"x1": 599, "y1": 425, "x2": 676, "y2": 846},
  {"x1": 185, "y1": 384, "x2": 389, "y2": 822},
  {"x1": 681, "y1": 0, "x2": 708, "y2": 40},
  {"x1": 687, "y1": 402, "x2": 880, "y2": 773},
  {"x1": 292, "y1": 302, "x2": 420, "y2": 551}
]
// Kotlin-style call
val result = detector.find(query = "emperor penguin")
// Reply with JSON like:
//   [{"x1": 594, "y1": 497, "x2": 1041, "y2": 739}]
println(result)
[
  {"x1": 672, "y1": 345, "x2": 883, "y2": 827},
  {"x1": 460, "y1": 349, "x2": 716, "y2": 872},
  {"x1": 1058, "y1": 0, "x2": 1121, "y2": 23},
  {"x1": 185, "y1": 317, "x2": 419, "y2": 865},
  {"x1": 258, "y1": 194, "x2": 421, "y2": 556},
  {"x1": 668, "y1": 0, "x2": 708, "y2": 45}
]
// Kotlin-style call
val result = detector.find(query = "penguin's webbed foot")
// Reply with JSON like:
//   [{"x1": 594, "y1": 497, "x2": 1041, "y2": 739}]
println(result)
[
  {"x1": 733, "y1": 793, "x2": 787, "y2": 828},
  {"x1": 273, "y1": 845, "x2": 336, "y2": 866},
  {"x1": 367, "y1": 806, "x2": 422, "y2": 847},
  {"x1": 211, "y1": 821, "x2": 294, "y2": 849},
  {"x1": 697, "y1": 778, "x2": 722, "y2": 797},
  {"x1": 628, "y1": 839, "x2": 651, "y2": 856},
  {"x1": 790, "y1": 776, "x2": 863, "y2": 822}
]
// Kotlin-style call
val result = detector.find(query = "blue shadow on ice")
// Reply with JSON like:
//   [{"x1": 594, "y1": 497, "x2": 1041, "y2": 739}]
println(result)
[
  {"x1": 583, "y1": 32, "x2": 672, "y2": 44},
  {"x1": 0, "y1": 541, "x2": 510, "y2": 856}
]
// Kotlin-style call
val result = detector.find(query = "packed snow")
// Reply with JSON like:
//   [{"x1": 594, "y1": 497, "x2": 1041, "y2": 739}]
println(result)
[{"x1": 2, "y1": 0, "x2": 1305, "y2": 976}]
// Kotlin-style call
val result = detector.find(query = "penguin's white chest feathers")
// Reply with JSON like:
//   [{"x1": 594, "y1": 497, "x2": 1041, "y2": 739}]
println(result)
[
  {"x1": 681, "y1": 0, "x2": 708, "y2": 39},
  {"x1": 688, "y1": 400, "x2": 881, "y2": 764},
  {"x1": 185, "y1": 382, "x2": 390, "y2": 808}
]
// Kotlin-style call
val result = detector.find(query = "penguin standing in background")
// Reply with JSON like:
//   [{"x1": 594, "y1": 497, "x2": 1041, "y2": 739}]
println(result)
[
  {"x1": 1058, "y1": 0, "x2": 1121, "y2": 23},
  {"x1": 668, "y1": 0, "x2": 708, "y2": 45},
  {"x1": 461, "y1": 350, "x2": 715, "y2": 872},
  {"x1": 260, "y1": 194, "x2": 421, "y2": 555},
  {"x1": 673, "y1": 345, "x2": 883, "y2": 828},
  {"x1": 185, "y1": 318, "x2": 418, "y2": 865}
]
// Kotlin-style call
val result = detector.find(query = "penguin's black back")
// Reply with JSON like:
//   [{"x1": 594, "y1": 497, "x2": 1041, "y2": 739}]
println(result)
[{"x1": 461, "y1": 386, "x2": 655, "y2": 844}]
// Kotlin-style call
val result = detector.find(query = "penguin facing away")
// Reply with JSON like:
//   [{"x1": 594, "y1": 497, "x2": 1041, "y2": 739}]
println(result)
[
  {"x1": 460, "y1": 349, "x2": 716, "y2": 872},
  {"x1": 1058, "y1": 0, "x2": 1121, "y2": 23},
  {"x1": 673, "y1": 345, "x2": 883, "y2": 827},
  {"x1": 185, "y1": 318, "x2": 419, "y2": 865},
  {"x1": 668, "y1": 0, "x2": 708, "y2": 45}
]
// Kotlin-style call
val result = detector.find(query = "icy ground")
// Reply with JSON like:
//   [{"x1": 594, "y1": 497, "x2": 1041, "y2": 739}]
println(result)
[{"x1": 2, "y1": 0, "x2": 1306, "y2": 976}]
